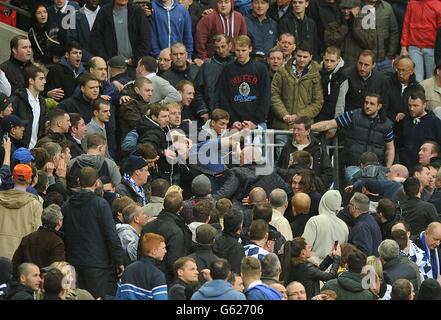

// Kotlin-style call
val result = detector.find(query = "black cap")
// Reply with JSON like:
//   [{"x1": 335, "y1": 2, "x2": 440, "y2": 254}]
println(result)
[
  {"x1": 0, "y1": 93, "x2": 12, "y2": 112},
  {"x1": 1, "y1": 115, "x2": 28, "y2": 133}
]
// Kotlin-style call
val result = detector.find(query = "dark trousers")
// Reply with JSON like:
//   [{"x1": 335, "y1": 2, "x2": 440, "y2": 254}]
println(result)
[{"x1": 75, "y1": 266, "x2": 112, "y2": 299}]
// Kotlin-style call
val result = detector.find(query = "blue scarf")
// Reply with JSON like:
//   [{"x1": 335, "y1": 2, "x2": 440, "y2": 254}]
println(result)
[
  {"x1": 123, "y1": 173, "x2": 146, "y2": 206},
  {"x1": 420, "y1": 231, "x2": 439, "y2": 279}
]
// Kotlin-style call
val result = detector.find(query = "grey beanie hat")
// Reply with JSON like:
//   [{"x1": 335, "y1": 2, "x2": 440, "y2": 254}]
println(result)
[{"x1": 192, "y1": 174, "x2": 212, "y2": 197}]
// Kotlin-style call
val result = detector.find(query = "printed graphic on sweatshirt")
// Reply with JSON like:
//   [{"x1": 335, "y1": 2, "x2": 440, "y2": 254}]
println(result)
[{"x1": 230, "y1": 75, "x2": 258, "y2": 103}]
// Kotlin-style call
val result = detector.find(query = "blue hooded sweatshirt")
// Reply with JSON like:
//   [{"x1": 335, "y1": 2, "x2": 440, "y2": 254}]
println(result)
[
  {"x1": 150, "y1": 0, "x2": 194, "y2": 57},
  {"x1": 191, "y1": 279, "x2": 246, "y2": 300}
]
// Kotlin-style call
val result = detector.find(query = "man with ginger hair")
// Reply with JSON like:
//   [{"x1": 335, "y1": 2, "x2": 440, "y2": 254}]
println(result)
[
  {"x1": 115, "y1": 233, "x2": 168, "y2": 300},
  {"x1": 289, "y1": 192, "x2": 311, "y2": 238}
]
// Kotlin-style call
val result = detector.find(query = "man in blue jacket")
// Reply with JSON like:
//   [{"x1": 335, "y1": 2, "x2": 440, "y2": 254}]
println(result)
[
  {"x1": 241, "y1": 256, "x2": 282, "y2": 300},
  {"x1": 191, "y1": 258, "x2": 246, "y2": 300},
  {"x1": 150, "y1": 0, "x2": 194, "y2": 58},
  {"x1": 115, "y1": 233, "x2": 168, "y2": 300}
]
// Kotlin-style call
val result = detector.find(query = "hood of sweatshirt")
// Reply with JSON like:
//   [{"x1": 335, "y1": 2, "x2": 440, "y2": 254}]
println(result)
[
  {"x1": 67, "y1": 190, "x2": 97, "y2": 208},
  {"x1": 153, "y1": 0, "x2": 178, "y2": 10},
  {"x1": 197, "y1": 279, "x2": 236, "y2": 297},
  {"x1": 318, "y1": 190, "x2": 342, "y2": 216},
  {"x1": 68, "y1": 154, "x2": 105, "y2": 172},
  {"x1": 0, "y1": 189, "x2": 39, "y2": 209},
  {"x1": 59, "y1": 56, "x2": 86, "y2": 76}
]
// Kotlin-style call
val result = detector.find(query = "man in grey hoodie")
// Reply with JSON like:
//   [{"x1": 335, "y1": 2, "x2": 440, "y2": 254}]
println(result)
[
  {"x1": 68, "y1": 133, "x2": 121, "y2": 186},
  {"x1": 191, "y1": 258, "x2": 246, "y2": 300}
]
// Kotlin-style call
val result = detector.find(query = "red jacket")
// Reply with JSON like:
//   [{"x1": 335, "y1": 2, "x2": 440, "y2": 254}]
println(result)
[
  {"x1": 401, "y1": 0, "x2": 441, "y2": 48},
  {"x1": 195, "y1": 2, "x2": 247, "y2": 60}
]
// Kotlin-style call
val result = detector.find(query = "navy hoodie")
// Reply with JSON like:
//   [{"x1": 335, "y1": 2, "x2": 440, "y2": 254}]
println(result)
[{"x1": 217, "y1": 59, "x2": 271, "y2": 126}]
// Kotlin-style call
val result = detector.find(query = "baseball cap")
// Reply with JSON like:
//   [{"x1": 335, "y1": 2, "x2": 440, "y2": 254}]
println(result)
[
  {"x1": 13, "y1": 147, "x2": 34, "y2": 164},
  {"x1": 13, "y1": 164, "x2": 33, "y2": 182},
  {"x1": 108, "y1": 56, "x2": 127, "y2": 68},
  {"x1": 0, "y1": 93, "x2": 12, "y2": 112},
  {"x1": 1, "y1": 115, "x2": 28, "y2": 133}
]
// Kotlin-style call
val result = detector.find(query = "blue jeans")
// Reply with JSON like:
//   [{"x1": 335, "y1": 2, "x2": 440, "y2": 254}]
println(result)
[
  {"x1": 376, "y1": 57, "x2": 393, "y2": 75},
  {"x1": 408, "y1": 46, "x2": 435, "y2": 82}
]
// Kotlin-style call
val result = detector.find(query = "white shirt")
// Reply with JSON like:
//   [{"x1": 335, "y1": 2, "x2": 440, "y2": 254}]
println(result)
[
  {"x1": 56, "y1": 0, "x2": 69, "y2": 13},
  {"x1": 146, "y1": 72, "x2": 156, "y2": 80},
  {"x1": 84, "y1": 5, "x2": 100, "y2": 30},
  {"x1": 26, "y1": 89, "x2": 41, "y2": 149},
  {"x1": 270, "y1": 209, "x2": 293, "y2": 241}
]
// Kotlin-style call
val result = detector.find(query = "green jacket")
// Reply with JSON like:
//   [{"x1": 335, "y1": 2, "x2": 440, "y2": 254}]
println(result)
[
  {"x1": 271, "y1": 59, "x2": 323, "y2": 130},
  {"x1": 324, "y1": 15, "x2": 377, "y2": 65},
  {"x1": 321, "y1": 272, "x2": 377, "y2": 300},
  {"x1": 371, "y1": 0, "x2": 400, "y2": 60}
]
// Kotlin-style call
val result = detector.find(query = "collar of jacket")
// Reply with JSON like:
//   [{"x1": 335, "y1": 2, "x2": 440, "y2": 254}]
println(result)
[
  {"x1": 9, "y1": 56, "x2": 32, "y2": 69},
  {"x1": 171, "y1": 61, "x2": 191, "y2": 73},
  {"x1": 38, "y1": 225, "x2": 64, "y2": 237},
  {"x1": 212, "y1": 54, "x2": 235, "y2": 65}
]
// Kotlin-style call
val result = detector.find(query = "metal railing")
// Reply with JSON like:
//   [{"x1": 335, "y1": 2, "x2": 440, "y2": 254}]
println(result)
[{"x1": 245, "y1": 129, "x2": 344, "y2": 191}]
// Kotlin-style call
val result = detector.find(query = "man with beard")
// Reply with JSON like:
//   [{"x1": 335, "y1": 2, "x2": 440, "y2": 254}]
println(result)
[{"x1": 312, "y1": 93, "x2": 394, "y2": 182}]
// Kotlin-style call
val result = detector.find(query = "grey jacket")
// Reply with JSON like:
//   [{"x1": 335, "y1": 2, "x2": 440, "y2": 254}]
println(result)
[
  {"x1": 148, "y1": 74, "x2": 182, "y2": 104},
  {"x1": 369, "y1": 0, "x2": 400, "y2": 60},
  {"x1": 143, "y1": 196, "x2": 164, "y2": 217},
  {"x1": 116, "y1": 224, "x2": 139, "y2": 265}
]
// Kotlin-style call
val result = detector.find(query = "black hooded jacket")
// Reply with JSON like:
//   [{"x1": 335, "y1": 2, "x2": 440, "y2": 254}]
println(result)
[{"x1": 61, "y1": 190, "x2": 123, "y2": 269}]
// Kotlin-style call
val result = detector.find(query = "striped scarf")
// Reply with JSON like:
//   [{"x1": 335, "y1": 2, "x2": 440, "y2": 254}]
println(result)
[
  {"x1": 123, "y1": 173, "x2": 146, "y2": 206},
  {"x1": 420, "y1": 231, "x2": 439, "y2": 279}
]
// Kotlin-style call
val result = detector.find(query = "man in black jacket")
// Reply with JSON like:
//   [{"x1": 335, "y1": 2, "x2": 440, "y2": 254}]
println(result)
[
  {"x1": 268, "y1": 0, "x2": 292, "y2": 22},
  {"x1": 278, "y1": 0, "x2": 319, "y2": 59},
  {"x1": 10, "y1": 65, "x2": 46, "y2": 149},
  {"x1": 140, "y1": 191, "x2": 192, "y2": 283},
  {"x1": 61, "y1": 167, "x2": 124, "y2": 299},
  {"x1": 196, "y1": 34, "x2": 235, "y2": 112},
  {"x1": 89, "y1": 0, "x2": 151, "y2": 64},
  {"x1": 378, "y1": 239, "x2": 420, "y2": 292},
  {"x1": 45, "y1": 41, "x2": 86, "y2": 102},
  {"x1": 400, "y1": 177, "x2": 440, "y2": 237},
  {"x1": 384, "y1": 56, "x2": 423, "y2": 123},
  {"x1": 162, "y1": 43, "x2": 207, "y2": 121},
  {"x1": 116, "y1": 155, "x2": 150, "y2": 206},
  {"x1": 6, "y1": 263, "x2": 40, "y2": 300},
  {"x1": 344, "y1": 50, "x2": 386, "y2": 112},
  {"x1": 213, "y1": 209, "x2": 245, "y2": 274},
  {"x1": 0, "y1": 35, "x2": 33, "y2": 95},
  {"x1": 66, "y1": 113, "x2": 87, "y2": 159},
  {"x1": 59, "y1": 73, "x2": 100, "y2": 124},
  {"x1": 278, "y1": 116, "x2": 333, "y2": 188},
  {"x1": 396, "y1": 91, "x2": 441, "y2": 170}
]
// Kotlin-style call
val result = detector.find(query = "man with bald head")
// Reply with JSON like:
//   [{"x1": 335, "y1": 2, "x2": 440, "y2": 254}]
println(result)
[
  {"x1": 379, "y1": 163, "x2": 409, "y2": 198},
  {"x1": 290, "y1": 192, "x2": 311, "y2": 237},
  {"x1": 286, "y1": 281, "x2": 307, "y2": 300},
  {"x1": 243, "y1": 187, "x2": 268, "y2": 230},
  {"x1": 414, "y1": 222, "x2": 441, "y2": 280},
  {"x1": 384, "y1": 55, "x2": 423, "y2": 122},
  {"x1": 269, "y1": 189, "x2": 293, "y2": 241},
  {"x1": 158, "y1": 48, "x2": 172, "y2": 75}
]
